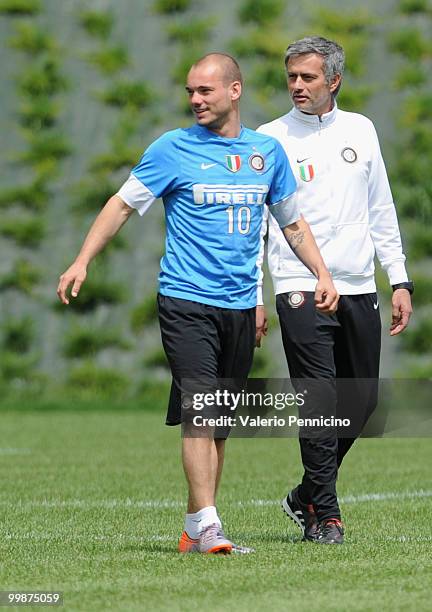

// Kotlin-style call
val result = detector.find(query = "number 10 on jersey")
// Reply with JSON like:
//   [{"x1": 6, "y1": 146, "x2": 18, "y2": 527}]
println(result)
[{"x1": 225, "y1": 205, "x2": 251, "y2": 235}]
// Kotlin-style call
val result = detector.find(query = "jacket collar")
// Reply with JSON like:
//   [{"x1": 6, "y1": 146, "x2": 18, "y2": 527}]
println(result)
[{"x1": 289, "y1": 101, "x2": 338, "y2": 127}]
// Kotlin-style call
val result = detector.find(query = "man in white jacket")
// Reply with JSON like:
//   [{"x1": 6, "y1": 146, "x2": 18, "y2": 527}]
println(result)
[{"x1": 257, "y1": 36, "x2": 413, "y2": 544}]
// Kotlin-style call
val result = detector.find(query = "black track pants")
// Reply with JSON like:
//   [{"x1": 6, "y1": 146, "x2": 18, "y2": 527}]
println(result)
[{"x1": 277, "y1": 291, "x2": 381, "y2": 522}]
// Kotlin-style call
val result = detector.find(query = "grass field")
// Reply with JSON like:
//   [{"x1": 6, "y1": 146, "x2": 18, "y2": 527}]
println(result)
[{"x1": 0, "y1": 406, "x2": 431, "y2": 611}]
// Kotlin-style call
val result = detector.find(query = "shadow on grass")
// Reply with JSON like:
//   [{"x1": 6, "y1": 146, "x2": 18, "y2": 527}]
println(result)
[
  {"x1": 234, "y1": 532, "x2": 303, "y2": 545},
  {"x1": 118, "y1": 534, "x2": 309, "y2": 557}
]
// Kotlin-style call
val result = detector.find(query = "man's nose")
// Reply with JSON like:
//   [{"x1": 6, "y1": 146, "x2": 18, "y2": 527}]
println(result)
[
  {"x1": 190, "y1": 91, "x2": 203, "y2": 105},
  {"x1": 292, "y1": 76, "x2": 304, "y2": 89}
]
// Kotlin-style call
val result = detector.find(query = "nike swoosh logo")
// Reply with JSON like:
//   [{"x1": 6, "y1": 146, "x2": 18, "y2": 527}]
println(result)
[
  {"x1": 373, "y1": 302, "x2": 379, "y2": 310},
  {"x1": 201, "y1": 163, "x2": 217, "y2": 170},
  {"x1": 297, "y1": 157, "x2": 310, "y2": 164}
]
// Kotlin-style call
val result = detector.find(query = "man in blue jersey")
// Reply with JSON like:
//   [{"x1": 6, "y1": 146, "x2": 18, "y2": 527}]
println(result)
[{"x1": 57, "y1": 53, "x2": 338, "y2": 555}]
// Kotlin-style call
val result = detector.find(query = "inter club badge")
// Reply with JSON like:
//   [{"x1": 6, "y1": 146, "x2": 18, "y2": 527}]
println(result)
[
  {"x1": 288, "y1": 291, "x2": 305, "y2": 308},
  {"x1": 341, "y1": 147, "x2": 357, "y2": 163},
  {"x1": 248, "y1": 153, "x2": 265, "y2": 173}
]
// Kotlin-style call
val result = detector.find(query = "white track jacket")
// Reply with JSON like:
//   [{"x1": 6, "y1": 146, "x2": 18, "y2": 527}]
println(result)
[{"x1": 256, "y1": 104, "x2": 408, "y2": 301}]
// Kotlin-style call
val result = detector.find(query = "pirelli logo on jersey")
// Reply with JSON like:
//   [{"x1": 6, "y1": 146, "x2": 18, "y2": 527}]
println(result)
[{"x1": 192, "y1": 184, "x2": 269, "y2": 206}]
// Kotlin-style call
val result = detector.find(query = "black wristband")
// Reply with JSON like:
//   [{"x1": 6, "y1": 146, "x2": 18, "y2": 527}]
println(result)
[{"x1": 392, "y1": 281, "x2": 414, "y2": 295}]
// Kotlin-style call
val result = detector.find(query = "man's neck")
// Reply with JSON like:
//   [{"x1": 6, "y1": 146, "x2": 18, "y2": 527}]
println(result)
[
  {"x1": 300, "y1": 99, "x2": 335, "y2": 118},
  {"x1": 209, "y1": 112, "x2": 241, "y2": 138}
]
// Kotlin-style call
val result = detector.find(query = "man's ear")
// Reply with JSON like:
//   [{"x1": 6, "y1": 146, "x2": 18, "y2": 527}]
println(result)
[
  {"x1": 230, "y1": 81, "x2": 242, "y2": 101},
  {"x1": 329, "y1": 73, "x2": 342, "y2": 94}
]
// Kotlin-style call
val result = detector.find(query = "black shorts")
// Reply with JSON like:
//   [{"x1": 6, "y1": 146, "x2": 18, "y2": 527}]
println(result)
[{"x1": 157, "y1": 294, "x2": 256, "y2": 426}]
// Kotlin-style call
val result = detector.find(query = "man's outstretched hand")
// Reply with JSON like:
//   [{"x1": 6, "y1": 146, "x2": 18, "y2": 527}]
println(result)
[{"x1": 57, "y1": 261, "x2": 87, "y2": 305}]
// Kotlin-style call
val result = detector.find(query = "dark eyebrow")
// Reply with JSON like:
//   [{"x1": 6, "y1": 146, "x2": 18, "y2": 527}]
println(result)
[
  {"x1": 287, "y1": 72, "x2": 317, "y2": 78},
  {"x1": 185, "y1": 85, "x2": 215, "y2": 93}
]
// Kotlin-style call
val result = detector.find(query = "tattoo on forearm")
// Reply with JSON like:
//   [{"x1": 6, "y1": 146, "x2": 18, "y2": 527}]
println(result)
[{"x1": 287, "y1": 231, "x2": 305, "y2": 250}]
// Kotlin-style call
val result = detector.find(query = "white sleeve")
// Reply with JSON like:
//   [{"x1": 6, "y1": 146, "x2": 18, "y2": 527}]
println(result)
[
  {"x1": 268, "y1": 191, "x2": 300, "y2": 228},
  {"x1": 256, "y1": 205, "x2": 269, "y2": 306},
  {"x1": 367, "y1": 124, "x2": 408, "y2": 285},
  {"x1": 116, "y1": 174, "x2": 157, "y2": 216}
]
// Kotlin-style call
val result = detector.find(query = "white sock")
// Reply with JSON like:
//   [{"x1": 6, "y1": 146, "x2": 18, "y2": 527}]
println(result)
[{"x1": 184, "y1": 506, "x2": 221, "y2": 538}]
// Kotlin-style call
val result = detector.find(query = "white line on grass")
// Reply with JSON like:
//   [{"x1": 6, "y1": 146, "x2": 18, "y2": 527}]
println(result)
[
  {"x1": 0, "y1": 499, "x2": 182, "y2": 509},
  {"x1": 4, "y1": 532, "x2": 173, "y2": 542},
  {"x1": 3, "y1": 531, "x2": 432, "y2": 543},
  {"x1": 1, "y1": 489, "x2": 432, "y2": 510},
  {"x1": 239, "y1": 489, "x2": 432, "y2": 506},
  {"x1": 339, "y1": 490, "x2": 432, "y2": 504},
  {"x1": 245, "y1": 489, "x2": 432, "y2": 506}
]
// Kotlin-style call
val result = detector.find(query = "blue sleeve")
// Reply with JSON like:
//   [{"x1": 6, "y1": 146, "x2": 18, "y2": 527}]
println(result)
[
  {"x1": 267, "y1": 139, "x2": 297, "y2": 205},
  {"x1": 131, "y1": 131, "x2": 179, "y2": 198}
]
